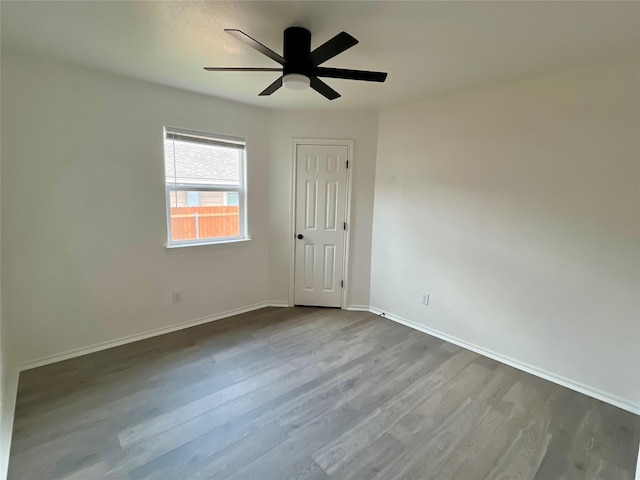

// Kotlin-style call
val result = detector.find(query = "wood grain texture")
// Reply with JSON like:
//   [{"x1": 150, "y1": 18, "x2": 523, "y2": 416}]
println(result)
[{"x1": 8, "y1": 307, "x2": 640, "y2": 479}]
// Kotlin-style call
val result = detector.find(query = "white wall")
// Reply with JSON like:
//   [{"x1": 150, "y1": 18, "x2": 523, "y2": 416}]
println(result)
[
  {"x1": 267, "y1": 110, "x2": 379, "y2": 308},
  {"x1": 371, "y1": 58, "x2": 640, "y2": 409},
  {"x1": 0, "y1": 52, "x2": 382, "y2": 368},
  {"x1": 1, "y1": 52, "x2": 271, "y2": 366}
]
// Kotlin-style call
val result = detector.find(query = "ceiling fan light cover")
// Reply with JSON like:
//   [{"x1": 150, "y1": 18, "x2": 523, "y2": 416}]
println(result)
[{"x1": 283, "y1": 73, "x2": 310, "y2": 90}]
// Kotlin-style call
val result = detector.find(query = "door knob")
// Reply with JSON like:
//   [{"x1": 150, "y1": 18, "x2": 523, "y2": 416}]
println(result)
[{"x1": 297, "y1": 234, "x2": 304, "y2": 239}]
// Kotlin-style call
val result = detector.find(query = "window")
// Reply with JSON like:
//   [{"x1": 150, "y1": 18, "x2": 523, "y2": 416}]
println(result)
[{"x1": 164, "y1": 127, "x2": 247, "y2": 246}]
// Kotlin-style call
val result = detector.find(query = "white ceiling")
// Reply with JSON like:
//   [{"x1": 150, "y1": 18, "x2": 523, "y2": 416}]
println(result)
[{"x1": 2, "y1": 1, "x2": 638, "y2": 110}]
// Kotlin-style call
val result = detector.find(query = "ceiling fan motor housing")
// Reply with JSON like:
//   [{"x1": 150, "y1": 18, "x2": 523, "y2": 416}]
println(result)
[{"x1": 283, "y1": 27, "x2": 312, "y2": 76}]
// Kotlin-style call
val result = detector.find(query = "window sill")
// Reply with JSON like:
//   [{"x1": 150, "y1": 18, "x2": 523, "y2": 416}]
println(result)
[{"x1": 165, "y1": 237, "x2": 252, "y2": 251}]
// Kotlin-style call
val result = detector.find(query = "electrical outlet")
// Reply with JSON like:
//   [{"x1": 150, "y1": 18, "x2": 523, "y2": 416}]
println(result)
[
  {"x1": 172, "y1": 291, "x2": 183, "y2": 304},
  {"x1": 420, "y1": 292, "x2": 430, "y2": 306}
]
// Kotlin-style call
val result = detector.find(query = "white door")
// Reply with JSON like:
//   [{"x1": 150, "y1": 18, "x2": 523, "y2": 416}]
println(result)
[{"x1": 294, "y1": 144, "x2": 349, "y2": 307}]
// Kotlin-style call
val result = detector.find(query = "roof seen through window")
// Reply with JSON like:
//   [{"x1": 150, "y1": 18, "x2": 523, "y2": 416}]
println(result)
[{"x1": 164, "y1": 139, "x2": 240, "y2": 187}]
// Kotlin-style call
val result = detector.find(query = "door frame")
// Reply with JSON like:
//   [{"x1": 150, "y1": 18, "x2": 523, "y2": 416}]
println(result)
[{"x1": 288, "y1": 138, "x2": 354, "y2": 309}]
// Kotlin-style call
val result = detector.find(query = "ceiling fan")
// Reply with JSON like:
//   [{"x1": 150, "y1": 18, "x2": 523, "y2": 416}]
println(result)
[{"x1": 204, "y1": 27, "x2": 388, "y2": 100}]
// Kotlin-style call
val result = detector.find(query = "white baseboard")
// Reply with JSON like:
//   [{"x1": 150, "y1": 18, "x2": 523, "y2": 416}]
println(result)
[
  {"x1": 0, "y1": 369, "x2": 19, "y2": 480},
  {"x1": 18, "y1": 302, "x2": 286, "y2": 372},
  {"x1": 267, "y1": 301, "x2": 290, "y2": 308},
  {"x1": 369, "y1": 306, "x2": 640, "y2": 416},
  {"x1": 346, "y1": 305, "x2": 371, "y2": 312}
]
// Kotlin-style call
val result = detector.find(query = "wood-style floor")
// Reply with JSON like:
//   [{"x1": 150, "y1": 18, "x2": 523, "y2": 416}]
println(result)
[{"x1": 8, "y1": 307, "x2": 640, "y2": 480}]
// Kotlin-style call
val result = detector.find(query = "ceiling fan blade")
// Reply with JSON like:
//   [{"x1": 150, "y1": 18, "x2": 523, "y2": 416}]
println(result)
[
  {"x1": 314, "y1": 67, "x2": 387, "y2": 82},
  {"x1": 259, "y1": 76, "x2": 284, "y2": 96},
  {"x1": 203, "y1": 67, "x2": 283, "y2": 72},
  {"x1": 225, "y1": 29, "x2": 286, "y2": 65},
  {"x1": 310, "y1": 77, "x2": 341, "y2": 100},
  {"x1": 309, "y1": 32, "x2": 358, "y2": 66}
]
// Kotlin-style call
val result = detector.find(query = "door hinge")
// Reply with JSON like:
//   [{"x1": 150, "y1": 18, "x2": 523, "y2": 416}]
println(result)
[
  {"x1": 346, "y1": 160, "x2": 349, "y2": 169},
  {"x1": 341, "y1": 280, "x2": 344, "y2": 288},
  {"x1": 343, "y1": 222, "x2": 347, "y2": 231}
]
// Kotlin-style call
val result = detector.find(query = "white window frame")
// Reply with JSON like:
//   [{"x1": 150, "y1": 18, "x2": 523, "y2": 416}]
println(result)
[{"x1": 164, "y1": 127, "x2": 249, "y2": 248}]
